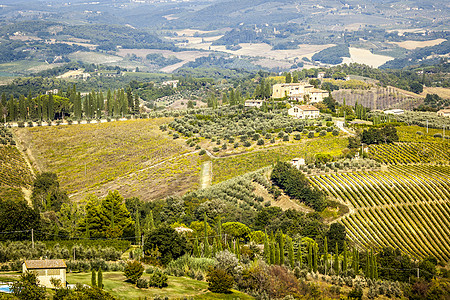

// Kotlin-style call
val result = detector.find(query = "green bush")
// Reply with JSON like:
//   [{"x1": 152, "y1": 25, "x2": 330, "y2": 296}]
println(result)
[
  {"x1": 136, "y1": 278, "x2": 148, "y2": 289},
  {"x1": 206, "y1": 267, "x2": 234, "y2": 293},
  {"x1": 124, "y1": 260, "x2": 144, "y2": 284},
  {"x1": 148, "y1": 269, "x2": 168, "y2": 288},
  {"x1": 257, "y1": 139, "x2": 264, "y2": 145}
]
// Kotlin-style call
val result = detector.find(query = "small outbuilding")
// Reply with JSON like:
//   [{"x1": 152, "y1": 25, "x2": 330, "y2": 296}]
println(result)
[
  {"x1": 23, "y1": 259, "x2": 67, "y2": 288},
  {"x1": 288, "y1": 105, "x2": 320, "y2": 119},
  {"x1": 437, "y1": 109, "x2": 450, "y2": 117}
]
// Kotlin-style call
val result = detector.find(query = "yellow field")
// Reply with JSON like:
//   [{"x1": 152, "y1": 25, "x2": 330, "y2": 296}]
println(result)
[
  {"x1": 422, "y1": 87, "x2": 450, "y2": 99},
  {"x1": 14, "y1": 118, "x2": 202, "y2": 202},
  {"x1": 342, "y1": 47, "x2": 394, "y2": 68},
  {"x1": 392, "y1": 39, "x2": 447, "y2": 50}
]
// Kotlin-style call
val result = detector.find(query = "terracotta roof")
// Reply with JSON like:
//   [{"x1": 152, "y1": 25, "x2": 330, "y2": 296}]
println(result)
[
  {"x1": 296, "y1": 105, "x2": 319, "y2": 111},
  {"x1": 24, "y1": 259, "x2": 67, "y2": 269}
]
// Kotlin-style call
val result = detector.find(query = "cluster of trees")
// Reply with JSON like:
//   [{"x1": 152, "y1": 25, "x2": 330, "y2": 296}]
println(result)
[
  {"x1": 312, "y1": 45, "x2": 350, "y2": 65},
  {"x1": 0, "y1": 85, "x2": 141, "y2": 122},
  {"x1": 360, "y1": 125, "x2": 399, "y2": 145},
  {"x1": 271, "y1": 161, "x2": 327, "y2": 211},
  {"x1": 415, "y1": 93, "x2": 450, "y2": 112}
]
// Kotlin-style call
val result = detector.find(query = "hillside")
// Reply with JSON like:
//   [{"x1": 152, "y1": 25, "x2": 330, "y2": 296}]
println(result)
[{"x1": 14, "y1": 118, "x2": 205, "y2": 202}]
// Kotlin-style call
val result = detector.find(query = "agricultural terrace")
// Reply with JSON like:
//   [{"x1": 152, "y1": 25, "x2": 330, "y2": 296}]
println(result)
[
  {"x1": 368, "y1": 143, "x2": 450, "y2": 164},
  {"x1": 0, "y1": 145, "x2": 34, "y2": 201},
  {"x1": 309, "y1": 165, "x2": 450, "y2": 262},
  {"x1": 15, "y1": 118, "x2": 202, "y2": 201}
]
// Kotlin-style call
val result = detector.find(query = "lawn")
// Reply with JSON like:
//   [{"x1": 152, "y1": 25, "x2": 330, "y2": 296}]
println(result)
[{"x1": 67, "y1": 272, "x2": 254, "y2": 300}]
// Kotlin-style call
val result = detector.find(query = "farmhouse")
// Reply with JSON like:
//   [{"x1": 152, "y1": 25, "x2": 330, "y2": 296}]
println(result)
[
  {"x1": 272, "y1": 83, "x2": 329, "y2": 103},
  {"x1": 437, "y1": 109, "x2": 450, "y2": 117},
  {"x1": 291, "y1": 158, "x2": 305, "y2": 169},
  {"x1": 23, "y1": 259, "x2": 67, "y2": 288},
  {"x1": 288, "y1": 105, "x2": 320, "y2": 119},
  {"x1": 244, "y1": 99, "x2": 264, "y2": 108},
  {"x1": 384, "y1": 109, "x2": 404, "y2": 115}
]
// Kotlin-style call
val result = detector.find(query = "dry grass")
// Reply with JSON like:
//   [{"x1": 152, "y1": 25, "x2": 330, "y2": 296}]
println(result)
[
  {"x1": 422, "y1": 87, "x2": 450, "y2": 99},
  {"x1": 57, "y1": 69, "x2": 84, "y2": 78},
  {"x1": 342, "y1": 47, "x2": 393, "y2": 68},
  {"x1": 181, "y1": 42, "x2": 333, "y2": 61},
  {"x1": 391, "y1": 39, "x2": 447, "y2": 50},
  {"x1": 15, "y1": 118, "x2": 199, "y2": 202}
]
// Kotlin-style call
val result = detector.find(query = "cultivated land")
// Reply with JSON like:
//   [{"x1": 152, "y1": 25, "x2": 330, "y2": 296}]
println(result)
[
  {"x1": 342, "y1": 48, "x2": 393, "y2": 68},
  {"x1": 14, "y1": 118, "x2": 203, "y2": 202},
  {"x1": 391, "y1": 38, "x2": 447, "y2": 50}
]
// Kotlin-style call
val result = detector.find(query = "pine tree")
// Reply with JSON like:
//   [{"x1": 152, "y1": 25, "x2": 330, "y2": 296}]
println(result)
[
  {"x1": 97, "y1": 268, "x2": 103, "y2": 289},
  {"x1": 91, "y1": 269, "x2": 97, "y2": 287},
  {"x1": 334, "y1": 243, "x2": 339, "y2": 275}
]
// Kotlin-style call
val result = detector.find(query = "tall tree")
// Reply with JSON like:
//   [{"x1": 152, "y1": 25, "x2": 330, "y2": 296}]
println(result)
[
  {"x1": 324, "y1": 237, "x2": 329, "y2": 275},
  {"x1": 48, "y1": 93, "x2": 54, "y2": 120},
  {"x1": 334, "y1": 243, "x2": 339, "y2": 275},
  {"x1": 264, "y1": 229, "x2": 271, "y2": 264},
  {"x1": 285, "y1": 72, "x2": 292, "y2": 83},
  {"x1": 203, "y1": 212, "x2": 210, "y2": 258},
  {"x1": 343, "y1": 241, "x2": 348, "y2": 276},
  {"x1": 307, "y1": 242, "x2": 313, "y2": 271},
  {"x1": 313, "y1": 243, "x2": 318, "y2": 273}
]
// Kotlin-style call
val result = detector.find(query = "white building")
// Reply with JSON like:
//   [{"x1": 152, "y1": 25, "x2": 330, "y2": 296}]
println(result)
[
  {"x1": 384, "y1": 109, "x2": 404, "y2": 115},
  {"x1": 291, "y1": 158, "x2": 305, "y2": 169},
  {"x1": 244, "y1": 99, "x2": 264, "y2": 108},
  {"x1": 437, "y1": 109, "x2": 450, "y2": 117},
  {"x1": 23, "y1": 259, "x2": 67, "y2": 288},
  {"x1": 288, "y1": 105, "x2": 320, "y2": 119}
]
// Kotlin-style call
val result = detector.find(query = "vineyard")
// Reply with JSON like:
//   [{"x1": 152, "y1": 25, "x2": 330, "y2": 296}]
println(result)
[
  {"x1": 309, "y1": 165, "x2": 450, "y2": 262},
  {"x1": 368, "y1": 142, "x2": 450, "y2": 164}
]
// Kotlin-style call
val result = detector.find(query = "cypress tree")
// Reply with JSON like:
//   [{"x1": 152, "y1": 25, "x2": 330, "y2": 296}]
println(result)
[
  {"x1": 107, "y1": 89, "x2": 112, "y2": 116},
  {"x1": 278, "y1": 230, "x2": 285, "y2": 265},
  {"x1": 203, "y1": 213, "x2": 210, "y2": 258},
  {"x1": 134, "y1": 94, "x2": 139, "y2": 115},
  {"x1": 287, "y1": 236, "x2": 294, "y2": 268},
  {"x1": 343, "y1": 241, "x2": 348, "y2": 276},
  {"x1": 373, "y1": 252, "x2": 378, "y2": 280},
  {"x1": 193, "y1": 235, "x2": 200, "y2": 257},
  {"x1": 229, "y1": 89, "x2": 235, "y2": 106},
  {"x1": 334, "y1": 243, "x2": 339, "y2": 275},
  {"x1": 75, "y1": 92, "x2": 82, "y2": 120},
  {"x1": 91, "y1": 269, "x2": 97, "y2": 287},
  {"x1": 19, "y1": 95, "x2": 26, "y2": 121},
  {"x1": 222, "y1": 93, "x2": 228, "y2": 104},
  {"x1": 313, "y1": 243, "x2": 318, "y2": 273},
  {"x1": 217, "y1": 218, "x2": 223, "y2": 252},
  {"x1": 148, "y1": 210, "x2": 155, "y2": 231},
  {"x1": 324, "y1": 237, "x2": 328, "y2": 275},
  {"x1": 275, "y1": 243, "x2": 280, "y2": 265},
  {"x1": 113, "y1": 90, "x2": 119, "y2": 117},
  {"x1": 212, "y1": 238, "x2": 218, "y2": 257},
  {"x1": 365, "y1": 251, "x2": 370, "y2": 278},
  {"x1": 135, "y1": 209, "x2": 140, "y2": 245},
  {"x1": 97, "y1": 268, "x2": 103, "y2": 289},
  {"x1": 235, "y1": 240, "x2": 240, "y2": 259},
  {"x1": 264, "y1": 229, "x2": 271, "y2": 264},
  {"x1": 307, "y1": 242, "x2": 312, "y2": 271},
  {"x1": 297, "y1": 240, "x2": 303, "y2": 269},
  {"x1": 42, "y1": 96, "x2": 48, "y2": 121},
  {"x1": 48, "y1": 93, "x2": 54, "y2": 120},
  {"x1": 270, "y1": 240, "x2": 276, "y2": 265},
  {"x1": 356, "y1": 250, "x2": 360, "y2": 275}
]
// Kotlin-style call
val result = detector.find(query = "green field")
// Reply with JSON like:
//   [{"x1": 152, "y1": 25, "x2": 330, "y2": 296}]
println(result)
[
  {"x1": 212, "y1": 135, "x2": 347, "y2": 184},
  {"x1": 67, "y1": 272, "x2": 253, "y2": 300}
]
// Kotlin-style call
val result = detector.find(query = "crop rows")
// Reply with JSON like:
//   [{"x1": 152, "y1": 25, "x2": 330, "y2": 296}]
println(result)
[
  {"x1": 308, "y1": 165, "x2": 450, "y2": 261},
  {"x1": 368, "y1": 143, "x2": 450, "y2": 164},
  {"x1": 0, "y1": 145, "x2": 34, "y2": 189}
]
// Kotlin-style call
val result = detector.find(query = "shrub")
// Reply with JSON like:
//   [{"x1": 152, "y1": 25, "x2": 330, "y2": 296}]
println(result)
[
  {"x1": 294, "y1": 134, "x2": 301, "y2": 140},
  {"x1": 348, "y1": 286, "x2": 363, "y2": 300},
  {"x1": 222, "y1": 143, "x2": 227, "y2": 150},
  {"x1": 173, "y1": 133, "x2": 180, "y2": 139},
  {"x1": 136, "y1": 278, "x2": 148, "y2": 289},
  {"x1": 234, "y1": 142, "x2": 239, "y2": 148},
  {"x1": 308, "y1": 131, "x2": 315, "y2": 138},
  {"x1": 206, "y1": 267, "x2": 234, "y2": 293},
  {"x1": 213, "y1": 147, "x2": 220, "y2": 152},
  {"x1": 433, "y1": 133, "x2": 442, "y2": 138},
  {"x1": 199, "y1": 149, "x2": 206, "y2": 155},
  {"x1": 148, "y1": 269, "x2": 168, "y2": 288},
  {"x1": 332, "y1": 129, "x2": 339, "y2": 136},
  {"x1": 244, "y1": 141, "x2": 251, "y2": 147},
  {"x1": 257, "y1": 139, "x2": 264, "y2": 145},
  {"x1": 270, "y1": 138, "x2": 275, "y2": 143},
  {"x1": 283, "y1": 135, "x2": 289, "y2": 141},
  {"x1": 124, "y1": 260, "x2": 144, "y2": 284}
]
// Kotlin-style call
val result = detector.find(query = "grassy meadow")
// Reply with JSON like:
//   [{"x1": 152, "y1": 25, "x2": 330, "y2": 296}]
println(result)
[{"x1": 66, "y1": 272, "x2": 253, "y2": 300}]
